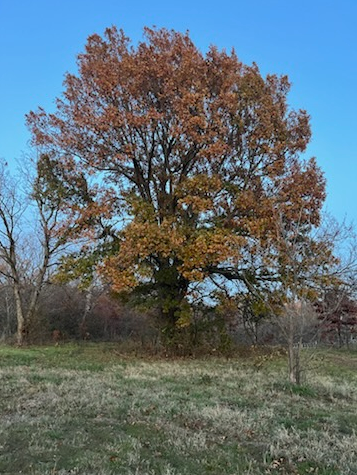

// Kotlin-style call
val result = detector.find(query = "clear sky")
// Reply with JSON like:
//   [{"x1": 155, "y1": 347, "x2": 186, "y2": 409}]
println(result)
[{"x1": 1, "y1": 0, "x2": 356, "y2": 224}]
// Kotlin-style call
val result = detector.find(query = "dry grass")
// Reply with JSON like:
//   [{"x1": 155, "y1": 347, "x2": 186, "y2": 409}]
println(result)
[{"x1": 0, "y1": 344, "x2": 356, "y2": 474}]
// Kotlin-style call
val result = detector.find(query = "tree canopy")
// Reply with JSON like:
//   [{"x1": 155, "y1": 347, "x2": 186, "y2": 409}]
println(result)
[{"x1": 26, "y1": 26, "x2": 327, "y2": 328}]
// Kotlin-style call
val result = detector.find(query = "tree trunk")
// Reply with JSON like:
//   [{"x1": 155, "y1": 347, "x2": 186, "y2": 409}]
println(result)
[
  {"x1": 13, "y1": 283, "x2": 25, "y2": 345},
  {"x1": 287, "y1": 311, "x2": 301, "y2": 385},
  {"x1": 80, "y1": 286, "x2": 93, "y2": 339},
  {"x1": 287, "y1": 337, "x2": 302, "y2": 385},
  {"x1": 4, "y1": 291, "x2": 12, "y2": 339}
]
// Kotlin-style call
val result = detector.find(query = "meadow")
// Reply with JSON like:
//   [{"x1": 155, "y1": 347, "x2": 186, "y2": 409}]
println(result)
[{"x1": 0, "y1": 344, "x2": 356, "y2": 475}]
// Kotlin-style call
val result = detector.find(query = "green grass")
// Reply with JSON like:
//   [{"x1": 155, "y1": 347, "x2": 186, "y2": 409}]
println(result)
[{"x1": 0, "y1": 344, "x2": 356, "y2": 474}]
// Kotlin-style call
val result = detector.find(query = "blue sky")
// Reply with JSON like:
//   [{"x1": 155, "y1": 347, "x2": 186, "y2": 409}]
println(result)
[{"x1": 1, "y1": 0, "x2": 356, "y2": 224}]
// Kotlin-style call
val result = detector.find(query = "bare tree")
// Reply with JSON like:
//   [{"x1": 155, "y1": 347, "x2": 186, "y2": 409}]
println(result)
[
  {"x1": 0, "y1": 157, "x2": 74, "y2": 344},
  {"x1": 241, "y1": 212, "x2": 356, "y2": 384},
  {"x1": 0, "y1": 161, "x2": 28, "y2": 343}
]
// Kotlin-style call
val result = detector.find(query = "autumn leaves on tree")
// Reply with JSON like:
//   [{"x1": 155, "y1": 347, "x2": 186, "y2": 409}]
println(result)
[{"x1": 26, "y1": 26, "x2": 329, "y2": 330}]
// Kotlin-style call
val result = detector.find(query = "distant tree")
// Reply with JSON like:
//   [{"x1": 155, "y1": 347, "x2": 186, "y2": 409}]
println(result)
[
  {"x1": 27, "y1": 26, "x2": 328, "y2": 335},
  {"x1": 316, "y1": 288, "x2": 357, "y2": 347},
  {"x1": 0, "y1": 157, "x2": 73, "y2": 344}
]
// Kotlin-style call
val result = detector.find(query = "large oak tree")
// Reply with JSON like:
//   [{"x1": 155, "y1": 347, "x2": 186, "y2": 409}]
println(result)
[{"x1": 27, "y1": 27, "x2": 327, "y2": 328}]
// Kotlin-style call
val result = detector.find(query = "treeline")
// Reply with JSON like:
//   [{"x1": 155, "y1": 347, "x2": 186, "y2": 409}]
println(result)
[
  {"x1": 0, "y1": 279, "x2": 355, "y2": 352},
  {"x1": 0, "y1": 281, "x2": 150, "y2": 345}
]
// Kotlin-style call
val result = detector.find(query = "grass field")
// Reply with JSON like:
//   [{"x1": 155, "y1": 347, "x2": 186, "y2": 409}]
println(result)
[{"x1": 0, "y1": 344, "x2": 356, "y2": 475}]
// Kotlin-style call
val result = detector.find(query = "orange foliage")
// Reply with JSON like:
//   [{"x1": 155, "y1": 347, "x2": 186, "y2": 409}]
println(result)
[{"x1": 26, "y1": 26, "x2": 328, "y2": 321}]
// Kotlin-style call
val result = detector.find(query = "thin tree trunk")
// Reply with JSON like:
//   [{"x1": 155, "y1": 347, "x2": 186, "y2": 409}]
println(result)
[
  {"x1": 287, "y1": 311, "x2": 302, "y2": 385},
  {"x1": 5, "y1": 291, "x2": 12, "y2": 338},
  {"x1": 13, "y1": 282, "x2": 25, "y2": 345},
  {"x1": 288, "y1": 345, "x2": 300, "y2": 385},
  {"x1": 80, "y1": 286, "x2": 93, "y2": 339}
]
